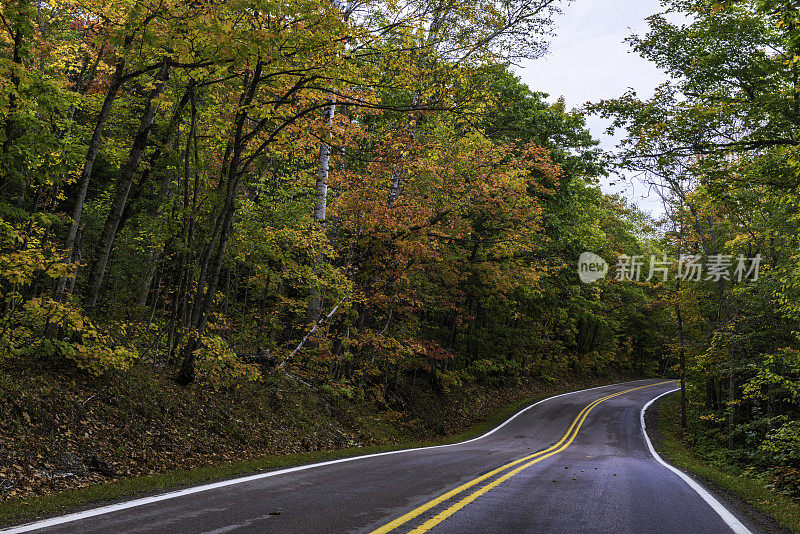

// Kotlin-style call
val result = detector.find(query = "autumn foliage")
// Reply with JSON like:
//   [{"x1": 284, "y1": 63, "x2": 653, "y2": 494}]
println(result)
[{"x1": 1, "y1": 1, "x2": 665, "y2": 409}]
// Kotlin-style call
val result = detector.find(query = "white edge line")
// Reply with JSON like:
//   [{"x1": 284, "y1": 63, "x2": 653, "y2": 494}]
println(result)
[
  {"x1": 3, "y1": 379, "x2": 655, "y2": 533},
  {"x1": 641, "y1": 388, "x2": 753, "y2": 534}
]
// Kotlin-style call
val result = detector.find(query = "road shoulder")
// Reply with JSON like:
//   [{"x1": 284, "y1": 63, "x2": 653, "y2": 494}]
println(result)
[{"x1": 645, "y1": 394, "x2": 796, "y2": 534}]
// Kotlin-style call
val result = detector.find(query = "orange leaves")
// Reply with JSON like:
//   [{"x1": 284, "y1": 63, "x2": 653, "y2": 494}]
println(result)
[{"x1": 318, "y1": 104, "x2": 561, "y2": 375}]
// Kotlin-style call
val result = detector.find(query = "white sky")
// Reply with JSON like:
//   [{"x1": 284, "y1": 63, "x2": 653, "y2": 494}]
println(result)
[{"x1": 515, "y1": 0, "x2": 670, "y2": 217}]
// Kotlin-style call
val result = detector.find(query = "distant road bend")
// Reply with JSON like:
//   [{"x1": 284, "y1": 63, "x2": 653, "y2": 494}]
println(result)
[{"x1": 5, "y1": 379, "x2": 762, "y2": 534}]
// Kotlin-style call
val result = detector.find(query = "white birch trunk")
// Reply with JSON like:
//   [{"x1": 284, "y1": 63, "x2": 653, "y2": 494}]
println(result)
[
  {"x1": 308, "y1": 0, "x2": 350, "y2": 322},
  {"x1": 308, "y1": 101, "x2": 336, "y2": 322},
  {"x1": 386, "y1": 91, "x2": 420, "y2": 208},
  {"x1": 314, "y1": 101, "x2": 336, "y2": 223}
]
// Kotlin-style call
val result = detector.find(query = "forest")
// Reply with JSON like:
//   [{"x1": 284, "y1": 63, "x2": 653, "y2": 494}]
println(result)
[{"x1": 1, "y1": 0, "x2": 800, "y2": 514}]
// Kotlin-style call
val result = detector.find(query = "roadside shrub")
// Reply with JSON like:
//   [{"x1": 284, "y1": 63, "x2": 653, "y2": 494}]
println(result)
[
  {"x1": 194, "y1": 334, "x2": 261, "y2": 390},
  {"x1": 759, "y1": 417, "x2": 800, "y2": 466},
  {"x1": 0, "y1": 218, "x2": 136, "y2": 374}
]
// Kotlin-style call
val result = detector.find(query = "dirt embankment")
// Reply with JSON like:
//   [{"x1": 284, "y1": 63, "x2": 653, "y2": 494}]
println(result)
[{"x1": 0, "y1": 365, "x2": 635, "y2": 503}]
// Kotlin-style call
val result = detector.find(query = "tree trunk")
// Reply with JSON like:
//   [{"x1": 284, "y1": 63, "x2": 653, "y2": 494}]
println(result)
[
  {"x1": 308, "y1": 0, "x2": 351, "y2": 316},
  {"x1": 676, "y1": 289, "x2": 687, "y2": 428},
  {"x1": 314, "y1": 101, "x2": 336, "y2": 223},
  {"x1": 2, "y1": 27, "x2": 22, "y2": 161},
  {"x1": 728, "y1": 343, "x2": 736, "y2": 447},
  {"x1": 308, "y1": 100, "x2": 336, "y2": 322},
  {"x1": 115, "y1": 79, "x2": 195, "y2": 240},
  {"x1": 56, "y1": 59, "x2": 127, "y2": 297},
  {"x1": 674, "y1": 217, "x2": 688, "y2": 428},
  {"x1": 178, "y1": 61, "x2": 264, "y2": 385},
  {"x1": 85, "y1": 61, "x2": 171, "y2": 307}
]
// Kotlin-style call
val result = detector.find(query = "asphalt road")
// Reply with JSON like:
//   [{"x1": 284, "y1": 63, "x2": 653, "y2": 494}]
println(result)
[{"x1": 5, "y1": 379, "x2": 762, "y2": 534}]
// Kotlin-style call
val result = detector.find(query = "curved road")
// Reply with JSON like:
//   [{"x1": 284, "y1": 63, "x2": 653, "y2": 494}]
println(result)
[{"x1": 5, "y1": 379, "x2": 762, "y2": 534}]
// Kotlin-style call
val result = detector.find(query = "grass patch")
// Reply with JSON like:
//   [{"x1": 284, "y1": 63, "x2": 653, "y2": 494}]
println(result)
[
  {"x1": 655, "y1": 395, "x2": 800, "y2": 533},
  {"x1": 0, "y1": 379, "x2": 583, "y2": 528}
]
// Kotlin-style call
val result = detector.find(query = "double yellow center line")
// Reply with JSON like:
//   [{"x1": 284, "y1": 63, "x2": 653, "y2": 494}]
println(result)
[{"x1": 371, "y1": 381, "x2": 676, "y2": 534}]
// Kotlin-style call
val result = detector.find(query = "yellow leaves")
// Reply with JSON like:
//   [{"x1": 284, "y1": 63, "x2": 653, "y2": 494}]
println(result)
[
  {"x1": 4, "y1": 295, "x2": 137, "y2": 374},
  {"x1": 0, "y1": 220, "x2": 71, "y2": 286},
  {"x1": 194, "y1": 334, "x2": 261, "y2": 389},
  {"x1": 0, "y1": 218, "x2": 137, "y2": 373}
]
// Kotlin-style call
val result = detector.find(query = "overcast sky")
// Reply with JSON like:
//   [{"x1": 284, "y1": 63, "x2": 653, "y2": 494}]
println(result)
[{"x1": 515, "y1": 0, "x2": 671, "y2": 217}]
